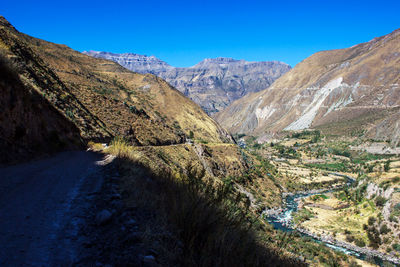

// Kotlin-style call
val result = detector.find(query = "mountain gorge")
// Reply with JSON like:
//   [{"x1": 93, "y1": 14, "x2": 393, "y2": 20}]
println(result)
[
  {"x1": 2, "y1": 12, "x2": 400, "y2": 266},
  {"x1": 216, "y1": 28, "x2": 400, "y2": 145},
  {"x1": 83, "y1": 51, "x2": 291, "y2": 114},
  {"x1": 0, "y1": 16, "x2": 306, "y2": 266}
]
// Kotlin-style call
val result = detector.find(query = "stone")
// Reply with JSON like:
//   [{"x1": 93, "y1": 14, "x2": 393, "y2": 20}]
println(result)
[
  {"x1": 143, "y1": 255, "x2": 157, "y2": 266},
  {"x1": 125, "y1": 218, "x2": 136, "y2": 226},
  {"x1": 96, "y1": 209, "x2": 113, "y2": 225}
]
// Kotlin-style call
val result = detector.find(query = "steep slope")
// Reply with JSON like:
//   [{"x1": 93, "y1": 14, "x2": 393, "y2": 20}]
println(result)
[
  {"x1": 0, "y1": 53, "x2": 83, "y2": 164},
  {"x1": 216, "y1": 28, "x2": 400, "y2": 144},
  {"x1": 83, "y1": 51, "x2": 291, "y2": 114},
  {"x1": 0, "y1": 16, "x2": 232, "y2": 154}
]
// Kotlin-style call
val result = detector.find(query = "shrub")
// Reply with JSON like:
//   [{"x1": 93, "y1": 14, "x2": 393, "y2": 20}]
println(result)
[
  {"x1": 355, "y1": 238, "x2": 366, "y2": 247},
  {"x1": 384, "y1": 160, "x2": 391, "y2": 172},
  {"x1": 368, "y1": 216, "x2": 376, "y2": 226},
  {"x1": 389, "y1": 214, "x2": 398, "y2": 223},
  {"x1": 380, "y1": 224, "x2": 391, "y2": 235},
  {"x1": 346, "y1": 234, "x2": 355, "y2": 243},
  {"x1": 375, "y1": 196, "x2": 387, "y2": 207},
  {"x1": 189, "y1": 130, "x2": 194, "y2": 139},
  {"x1": 392, "y1": 243, "x2": 400, "y2": 252}
]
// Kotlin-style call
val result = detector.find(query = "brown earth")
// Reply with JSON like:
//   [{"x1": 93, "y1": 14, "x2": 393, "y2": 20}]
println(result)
[{"x1": 216, "y1": 27, "x2": 400, "y2": 145}]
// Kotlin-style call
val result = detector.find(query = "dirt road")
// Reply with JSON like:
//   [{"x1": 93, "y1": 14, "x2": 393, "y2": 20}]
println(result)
[{"x1": 0, "y1": 151, "x2": 114, "y2": 266}]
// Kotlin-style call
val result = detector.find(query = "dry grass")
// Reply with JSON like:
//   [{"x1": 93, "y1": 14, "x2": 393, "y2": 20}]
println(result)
[
  {"x1": 301, "y1": 199, "x2": 378, "y2": 245},
  {"x1": 113, "y1": 147, "x2": 303, "y2": 266},
  {"x1": 99, "y1": 137, "x2": 303, "y2": 266},
  {"x1": 106, "y1": 137, "x2": 133, "y2": 158},
  {"x1": 87, "y1": 141, "x2": 105, "y2": 152}
]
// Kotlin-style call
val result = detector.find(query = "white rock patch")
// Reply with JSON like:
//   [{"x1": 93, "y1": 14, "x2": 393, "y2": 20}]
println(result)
[
  {"x1": 255, "y1": 105, "x2": 276, "y2": 121},
  {"x1": 285, "y1": 77, "x2": 343, "y2": 130},
  {"x1": 324, "y1": 94, "x2": 353, "y2": 117}
]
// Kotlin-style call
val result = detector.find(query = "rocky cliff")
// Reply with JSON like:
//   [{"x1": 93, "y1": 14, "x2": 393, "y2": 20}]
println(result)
[
  {"x1": 216, "y1": 28, "x2": 400, "y2": 145},
  {"x1": 83, "y1": 51, "x2": 291, "y2": 114}
]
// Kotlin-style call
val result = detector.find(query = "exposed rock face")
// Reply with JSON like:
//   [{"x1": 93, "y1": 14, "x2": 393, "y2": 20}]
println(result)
[
  {"x1": 83, "y1": 51, "x2": 291, "y2": 114},
  {"x1": 216, "y1": 28, "x2": 400, "y2": 144},
  {"x1": 84, "y1": 51, "x2": 173, "y2": 74}
]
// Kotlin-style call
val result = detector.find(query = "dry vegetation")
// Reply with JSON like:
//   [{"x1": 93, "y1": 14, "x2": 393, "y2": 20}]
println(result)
[
  {"x1": 0, "y1": 16, "x2": 232, "y2": 148},
  {"x1": 0, "y1": 52, "x2": 83, "y2": 164},
  {"x1": 102, "y1": 138, "x2": 303, "y2": 266}
]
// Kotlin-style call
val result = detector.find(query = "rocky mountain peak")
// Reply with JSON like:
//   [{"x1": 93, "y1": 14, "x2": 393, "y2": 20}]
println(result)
[
  {"x1": 82, "y1": 51, "x2": 173, "y2": 74},
  {"x1": 198, "y1": 57, "x2": 240, "y2": 64},
  {"x1": 84, "y1": 52, "x2": 291, "y2": 114}
]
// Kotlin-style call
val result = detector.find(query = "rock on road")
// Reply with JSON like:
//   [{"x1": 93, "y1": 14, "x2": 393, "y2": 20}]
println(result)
[{"x1": 0, "y1": 151, "x2": 115, "y2": 266}]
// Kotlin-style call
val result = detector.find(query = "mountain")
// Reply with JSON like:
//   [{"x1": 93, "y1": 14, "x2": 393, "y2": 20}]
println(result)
[
  {"x1": 0, "y1": 16, "x2": 232, "y2": 163},
  {"x1": 215, "y1": 28, "x2": 400, "y2": 145},
  {"x1": 83, "y1": 51, "x2": 174, "y2": 74},
  {"x1": 83, "y1": 51, "x2": 291, "y2": 114}
]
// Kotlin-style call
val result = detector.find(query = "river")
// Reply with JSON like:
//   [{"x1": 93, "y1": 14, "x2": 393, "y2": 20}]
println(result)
[{"x1": 264, "y1": 174, "x2": 399, "y2": 266}]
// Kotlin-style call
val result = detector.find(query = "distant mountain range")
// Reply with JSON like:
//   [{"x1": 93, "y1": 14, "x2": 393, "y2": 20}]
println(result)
[
  {"x1": 215, "y1": 28, "x2": 400, "y2": 145},
  {"x1": 83, "y1": 51, "x2": 291, "y2": 114}
]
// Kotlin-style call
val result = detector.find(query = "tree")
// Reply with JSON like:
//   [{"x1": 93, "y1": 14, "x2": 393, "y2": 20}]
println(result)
[
  {"x1": 368, "y1": 216, "x2": 376, "y2": 226},
  {"x1": 384, "y1": 160, "x2": 391, "y2": 172},
  {"x1": 380, "y1": 224, "x2": 391, "y2": 235},
  {"x1": 375, "y1": 196, "x2": 387, "y2": 207}
]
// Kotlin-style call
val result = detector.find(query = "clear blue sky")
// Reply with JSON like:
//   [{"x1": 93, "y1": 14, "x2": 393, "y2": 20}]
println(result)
[{"x1": 1, "y1": 0, "x2": 399, "y2": 67}]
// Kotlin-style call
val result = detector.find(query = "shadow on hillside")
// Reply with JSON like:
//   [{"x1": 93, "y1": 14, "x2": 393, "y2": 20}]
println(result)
[
  {"x1": 109, "y1": 156, "x2": 304, "y2": 267},
  {"x1": 0, "y1": 53, "x2": 83, "y2": 165}
]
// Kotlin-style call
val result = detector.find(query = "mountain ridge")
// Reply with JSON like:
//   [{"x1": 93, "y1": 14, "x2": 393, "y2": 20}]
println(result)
[
  {"x1": 215, "y1": 27, "x2": 400, "y2": 145},
  {"x1": 83, "y1": 50, "x2": 291, "y2": 114}
]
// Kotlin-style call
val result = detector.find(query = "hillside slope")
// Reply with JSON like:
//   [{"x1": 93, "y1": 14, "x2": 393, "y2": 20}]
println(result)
[
  {"x1": 0, "y1": 54, "x2": 83, "y2": 164},
  {"x1": 0, "y1": 16, "x2": 232, "y2": 158},
  {"x1": 216, "y1": 28, "x2": 400, "y2": 145},
  {"x1": 83, "y1": 51, "x2": 291, "y2": 114}
]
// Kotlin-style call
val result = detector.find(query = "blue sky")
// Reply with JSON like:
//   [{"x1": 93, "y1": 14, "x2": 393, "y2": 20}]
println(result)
[{"x1": 1, "y1": 0, "x2": 399, "y2": 67}]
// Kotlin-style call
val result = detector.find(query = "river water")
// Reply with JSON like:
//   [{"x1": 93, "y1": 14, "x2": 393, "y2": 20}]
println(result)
[{"x1": 264, "y1": 176, "x2": 392, "y2": 266}]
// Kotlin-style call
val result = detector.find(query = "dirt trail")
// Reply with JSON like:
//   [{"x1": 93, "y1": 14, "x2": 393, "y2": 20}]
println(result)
[{"x1": 0, "y1": 151, "x2": 114, "y2": 266}]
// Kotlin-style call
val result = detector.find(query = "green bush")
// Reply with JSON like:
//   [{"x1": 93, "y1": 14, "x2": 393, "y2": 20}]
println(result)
[
  {"x1": 368, "y1": 216, "x2": 376, "y2": 226},
  {"x1": 384, "y1": 160, "x2": 391, "y2": 172},
  {"x1": 354, "y1": 238, "x2": 366, "y2": 247},
  {"x1": 392, "y1": 243, "x2": 400, "y2": 252},
  {"x1": 375, "y1": 196, "x2": 387, "y2": 207},
  {"x1": 380, "y1": 224, "x2": 391, "y2": 235}
]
